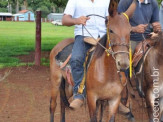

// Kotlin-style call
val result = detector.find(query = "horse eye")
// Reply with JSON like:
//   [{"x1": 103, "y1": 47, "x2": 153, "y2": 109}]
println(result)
[{"x1": 109, "y1": 29, "x2": 114, "y2": 33}]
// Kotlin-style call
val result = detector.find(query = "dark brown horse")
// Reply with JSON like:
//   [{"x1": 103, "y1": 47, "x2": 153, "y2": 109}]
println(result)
[
  {"x1": 49, "y1": 0, "x2": 136, "y2": 121},
  {"x1": 136, "y1": 32, "x2": 163, "y2": 122},
  {"x1": 86, "y1": 0, "x2": 137, "y2": 121}
]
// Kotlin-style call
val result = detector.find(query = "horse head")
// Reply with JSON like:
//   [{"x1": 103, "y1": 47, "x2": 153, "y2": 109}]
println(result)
[{"x1": 107, "y1": 0, "x2": 136, "y2": 71}]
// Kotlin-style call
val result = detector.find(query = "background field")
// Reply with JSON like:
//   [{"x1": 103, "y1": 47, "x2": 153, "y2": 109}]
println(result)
[{"x1": 0, "y1": 21, "x2": 74, "y2": 68}]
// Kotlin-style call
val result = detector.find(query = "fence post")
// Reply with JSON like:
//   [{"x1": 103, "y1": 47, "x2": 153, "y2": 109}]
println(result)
[{"x1": 35, "y1": 11, "x2": 41, "y2": 66}]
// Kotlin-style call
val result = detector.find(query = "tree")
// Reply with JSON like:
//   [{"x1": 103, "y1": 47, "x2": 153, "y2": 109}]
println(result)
[
  {"x1": 38, "y1": 5, "x2": 50, "y2": 18},
  {"x1": 0, "y1": 0, "x2": 8, "y2": 12},
  {"x1": 50, "y1": 0, "x2": 68, "y2": 7}
]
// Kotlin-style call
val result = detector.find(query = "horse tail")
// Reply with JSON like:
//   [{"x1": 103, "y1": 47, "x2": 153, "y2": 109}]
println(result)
[{"x1": 60, "y1": 77, "x2": 70, "y2": 107}]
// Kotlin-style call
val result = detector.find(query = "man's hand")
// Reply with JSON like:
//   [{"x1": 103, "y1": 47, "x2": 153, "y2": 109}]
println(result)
[
  {"x1": 74, "y1": 16, "x2": 90, "y2": 25},
  {"x1": 152, "y1": 22, "x2": 161, "y2": 33},
  {"x1": 131, "y1": 24, "x2": 148, "y2": 33}
]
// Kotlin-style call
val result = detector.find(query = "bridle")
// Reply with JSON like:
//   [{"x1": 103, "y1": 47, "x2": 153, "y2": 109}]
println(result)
[{"x1": 82, "y1": 13, "x2": 130, "y2": 60}]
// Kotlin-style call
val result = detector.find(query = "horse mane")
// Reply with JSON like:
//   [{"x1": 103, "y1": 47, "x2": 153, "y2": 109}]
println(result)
[{"x1": 93, "y1": 34, "x2": 107, "y2": 58}]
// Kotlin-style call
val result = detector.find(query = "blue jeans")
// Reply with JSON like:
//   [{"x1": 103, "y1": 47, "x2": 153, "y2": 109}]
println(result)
[{"x1": 70, "y1": 35, "x2": 92, "y2": 100}]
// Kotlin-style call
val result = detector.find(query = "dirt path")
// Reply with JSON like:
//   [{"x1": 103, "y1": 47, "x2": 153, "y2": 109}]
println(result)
[{"x1": 0, "y1": 65, "x2": 149, "y2": 122}]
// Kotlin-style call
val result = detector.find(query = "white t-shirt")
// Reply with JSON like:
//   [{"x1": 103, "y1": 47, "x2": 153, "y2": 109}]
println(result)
[{"x1": 64, "y1": 0, "x2": 110, "y2": 39}]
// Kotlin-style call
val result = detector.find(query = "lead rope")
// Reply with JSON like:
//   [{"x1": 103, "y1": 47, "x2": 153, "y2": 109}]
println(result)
[{"x1": 122, "y1": 13, "x2": 132, "y2": 78}]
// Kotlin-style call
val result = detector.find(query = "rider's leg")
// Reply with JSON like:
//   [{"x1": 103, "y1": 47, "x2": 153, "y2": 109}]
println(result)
[{"x1": 70, "y1": 35, "x2": 92, "y2": 109}]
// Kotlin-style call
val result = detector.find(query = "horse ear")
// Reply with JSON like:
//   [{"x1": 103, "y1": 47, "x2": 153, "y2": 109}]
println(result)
[
  {"x1": 125, "y1": 0, "x2": 137, "y2": 18},
  {"x1": 109, "y1": 0, "x2": 120, "y2": 17}
]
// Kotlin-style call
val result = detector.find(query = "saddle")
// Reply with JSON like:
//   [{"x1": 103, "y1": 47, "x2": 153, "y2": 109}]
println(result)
[
  {"x1": 55, "y1": 37, "x2": 102, "y2": 87},
  {"x1": 132, "y1": 39, "x2": 155, "y2": 68}
]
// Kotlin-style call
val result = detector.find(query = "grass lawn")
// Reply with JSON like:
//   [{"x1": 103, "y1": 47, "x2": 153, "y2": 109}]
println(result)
[{"x1": 0, "y1": 21, "x2": 74, "y2": 68}]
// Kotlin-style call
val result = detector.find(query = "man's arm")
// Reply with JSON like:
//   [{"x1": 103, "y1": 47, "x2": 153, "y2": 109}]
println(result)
[
  {"x1": 62, "y1": 14, "x2": 90, "y2": 26},
  {"x1": 150, "y1": 0, "x2": 161, "y2": 33},
  {"x1": 152, "y1": 22, "x2": 161, "y2": 33}
]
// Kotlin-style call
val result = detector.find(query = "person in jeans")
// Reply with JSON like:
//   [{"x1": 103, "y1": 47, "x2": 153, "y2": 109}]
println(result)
[
  {"x1": 160, "y1": 1, "x2": 163, "y2": 30},
  {"x1": 62, "y1": 0, "x2": 110, "y2": 109}
]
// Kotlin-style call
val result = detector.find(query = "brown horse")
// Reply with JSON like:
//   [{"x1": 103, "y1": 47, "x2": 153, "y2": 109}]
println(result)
[
  {"x1": 49, "y1": 0, "x2": 136, "y2": 121},
  {"x1": 86, "y1": 0, "x2": 137, "y2": 121},
  {"x1": 136, "y1": 32, "x2": 163, "y2": 122}
]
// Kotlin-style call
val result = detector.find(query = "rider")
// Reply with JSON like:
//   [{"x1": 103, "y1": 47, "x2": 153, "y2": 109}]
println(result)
[
  {"x1": 118, "y1": 0, "x2": 161, "y2": 53},
  {"x1": 118, "y1": 0, "x2": 161, "y2": 95},
  {"x1": 62, "y1": 0, "x2": 110, "y2": 109}
]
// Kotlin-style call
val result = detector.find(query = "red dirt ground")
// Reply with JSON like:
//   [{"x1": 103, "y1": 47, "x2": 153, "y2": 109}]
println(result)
[{"x1": 0, "y1": 52, "x2": 149, "y2": 122}]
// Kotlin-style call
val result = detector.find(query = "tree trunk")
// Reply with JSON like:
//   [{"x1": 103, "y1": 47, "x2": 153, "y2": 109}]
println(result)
[
  {"x1": 24, "y1": 0, "x2": 28, "y2": 9},
  {"x1": 8, "y1": 2, "x2": 12, "y2": 13},
  {"x1": 52, "y1": 6, "x2": 56, "y2": 13},
  {"x1": 16, "y1": 0, "x2": 19, "y2": 13}
]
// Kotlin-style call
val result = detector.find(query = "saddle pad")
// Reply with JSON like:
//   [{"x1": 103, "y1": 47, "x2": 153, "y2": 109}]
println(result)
[{"x1": 84, "y1": 37, "x2": 101, "y2": 45}]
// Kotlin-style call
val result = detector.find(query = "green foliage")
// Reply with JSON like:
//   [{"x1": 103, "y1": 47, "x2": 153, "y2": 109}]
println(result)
[
  {"x1": 0, "y1": 8, "x2": 8, "y2": 12},
  {"x1": 0, "y1": 0, "x2": 8, "y2": 7},
  {"x1": 0, "y1": 21, "x2": 74, "y2": 68},
  {"x1": 157, "y1": 0, "x2": 162, "y2": 5},
  {"x1": 50, "y1": 0, "x2": 68, "y2": 7},
  {"x1": 0, "y1": 0, "x2": 8, "y2": 12},
  {"x1": 27, "y1": 0, "x2": 53, "y2": 17}
]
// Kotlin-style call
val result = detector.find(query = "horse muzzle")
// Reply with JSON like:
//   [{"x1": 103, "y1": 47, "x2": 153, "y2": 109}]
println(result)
[{"x1": 115, "y1": 57, "x2": 129, "y2": 72}]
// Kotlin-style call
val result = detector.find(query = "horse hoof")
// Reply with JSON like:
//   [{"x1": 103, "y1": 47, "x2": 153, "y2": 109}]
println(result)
[{"x1": 126, "y1": 112, "x2": 135, "y2": 122}]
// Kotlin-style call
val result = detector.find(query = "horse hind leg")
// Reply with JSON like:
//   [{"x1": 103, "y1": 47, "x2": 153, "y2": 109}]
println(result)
[
  {"x1": 60, "y1": 77, "x2": 71, "y2": 122},
  {"x1": 99, "y1": 101, "x2": 108, "y2": 122},
  {"x1": 50, "y1": 66, "x2": 62, "y2": 122},
  {"x1": 95, "y1": 100, "x2": 107, "y2": 122}
]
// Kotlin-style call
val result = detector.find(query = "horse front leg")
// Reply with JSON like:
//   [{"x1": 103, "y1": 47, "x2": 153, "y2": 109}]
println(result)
[
  {"x1": 50, "y1": 66, "x2": 62, "y2": 122},
  {"x1": 87, "y1": 92, "x2": 98, "y2": 122},
  {"x1": 107, "y1": 96, "x2": 121, "y2": 122}
]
